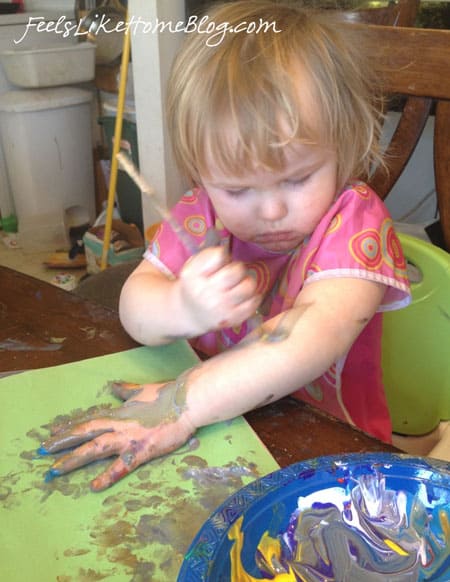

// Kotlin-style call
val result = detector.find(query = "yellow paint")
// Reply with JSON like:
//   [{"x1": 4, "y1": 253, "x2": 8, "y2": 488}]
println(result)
[
  {"x1": 228, "y1": 516, "x2": 298, "y2": 581},
  {"x1": 383, "y1": 538, "x2": 409, "y2": 556},
  {"x1": 227, "y1": 508, "x2": 447, "y2": 579},
  {"x1": 439, "y1": 509, "x2": 450, "y2": 541}
]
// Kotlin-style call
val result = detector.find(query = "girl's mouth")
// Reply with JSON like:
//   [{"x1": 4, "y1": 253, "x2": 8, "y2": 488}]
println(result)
[
  {"x1": 252, "y1": 232, "x2": 302, "y2": 251},
  {"x1": 254, "y1": 231, "x2": 299, "y2": 244}
]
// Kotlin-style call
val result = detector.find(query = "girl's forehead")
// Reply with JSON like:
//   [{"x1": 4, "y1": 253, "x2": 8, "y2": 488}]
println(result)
[{"x1": 201, "y1": 141, "x2": 334, "y2": 185}]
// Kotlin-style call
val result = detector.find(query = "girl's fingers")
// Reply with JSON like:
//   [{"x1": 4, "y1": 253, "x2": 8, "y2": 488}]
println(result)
[
  {"x1": 211, "y1": 260, "x2": 249, "y2": 289},
  {"x1": 40, "y1": 427, "x2": 114, "y2": 454},
  {"x1": 90, "y1": 451, "x2": 143, "y2": 492},
  {"x1": 224, "y1": 295, "x2": 263, "y2": 328},
  {"x1": 230, "y1": 277, "x2": 260, "y2": 306},
  {"x1": 242, "y1": 294, "x2": 264, "y2": 317},
  {"x1": 110, "y1": 381, "x2": 170, "y2": 402},
  {"x1": 50, "y1": 432, "x2": 123, "y2": 474},
  {"x1": 89, "y1": 428, "x2": 189, "y2": 492},
  {"x1": 47, "y1": 403, "x2": 115, "y2": 436},
  {"x1": 109, "y1": 380, "x2": 143, "y2": 401},
  {"x1": 185, "y1": 246, "x2": 230, "y2": 277}
]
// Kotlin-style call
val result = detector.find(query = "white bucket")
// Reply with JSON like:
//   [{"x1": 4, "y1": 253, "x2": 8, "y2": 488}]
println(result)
[{"x1": 0, "y1": 87, "x2": 96, "y2": 251}]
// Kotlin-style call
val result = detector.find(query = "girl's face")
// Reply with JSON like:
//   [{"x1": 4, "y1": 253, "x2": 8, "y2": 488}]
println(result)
[{"x1": 200, "y1": 144, "x2": 338, "y2": 252}]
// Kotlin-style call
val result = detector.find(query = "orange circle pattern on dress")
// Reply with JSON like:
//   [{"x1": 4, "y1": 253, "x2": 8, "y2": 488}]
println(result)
[
  {"x1": 350, "y1": 228, "x2": 383, "y2": 270},
  {"x1": 180, "y1": 190, "x2": 198, "y2": 205},
  {"x1": 246, "y1": 261, "x2": 271, "y2": 295},
  {"x1": 381, "y1": 219, "x2": 408, "y2": 278},
  {"x1": 325, "y1": 213, "x2": 342, "y2": 236},
  {"x1": 302, "y1": 247, "x2": 320, "y2": 280},
  {"x1": 184, "y1": 215, "x2": 207, "y2": 237},
  {"x1": 353, "y1": 183, "x2": 371, "y2": 199}
]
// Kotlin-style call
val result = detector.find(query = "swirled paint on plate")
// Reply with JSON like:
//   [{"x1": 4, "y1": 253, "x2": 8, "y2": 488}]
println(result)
[{"x1": 178, "y1": 453, "x2": 450, "y2": 582}]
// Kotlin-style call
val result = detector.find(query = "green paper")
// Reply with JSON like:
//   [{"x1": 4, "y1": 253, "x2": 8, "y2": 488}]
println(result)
[{"x1": 0, "y1": 343, "x2": 278, "y2": 581}]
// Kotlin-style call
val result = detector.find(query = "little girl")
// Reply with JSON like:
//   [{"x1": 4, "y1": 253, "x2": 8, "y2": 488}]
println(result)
[{"x1": 41, "y1": 1, "x2": 410, "y2": 491}]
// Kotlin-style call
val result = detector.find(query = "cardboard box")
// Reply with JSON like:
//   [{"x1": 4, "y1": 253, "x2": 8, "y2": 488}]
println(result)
[{"x1": 83, "y1": 220, "x2": 144, "y2": 274}]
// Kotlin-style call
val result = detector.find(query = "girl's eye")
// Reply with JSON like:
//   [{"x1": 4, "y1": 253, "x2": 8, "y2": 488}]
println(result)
[
  {"x1": 225, "y1": 188, "x2": 248, "y2": 196},
  {"x1": 284, "y1": 175, "x2": 311, "y2": 188}
]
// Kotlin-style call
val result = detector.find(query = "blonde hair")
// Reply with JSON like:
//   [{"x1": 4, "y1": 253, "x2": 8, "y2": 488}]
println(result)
[{"x1": 166, "y1": 0, "x2": 383, "y2": 191}]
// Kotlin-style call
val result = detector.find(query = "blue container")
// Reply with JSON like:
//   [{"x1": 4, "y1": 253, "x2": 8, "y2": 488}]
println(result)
[{"x1": 178, "y1": 453, "x2": 450, "y2": 581}]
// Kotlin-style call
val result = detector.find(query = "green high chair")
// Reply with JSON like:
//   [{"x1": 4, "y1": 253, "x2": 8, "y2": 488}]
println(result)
[{"x1": 382, "y1": 232, "x2": 450, "y2": 435}]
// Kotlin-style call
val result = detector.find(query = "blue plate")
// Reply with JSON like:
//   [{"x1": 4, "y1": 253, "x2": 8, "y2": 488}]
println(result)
[{"x1": 177, "y1": 453, "x2": 450, "y2": 581}]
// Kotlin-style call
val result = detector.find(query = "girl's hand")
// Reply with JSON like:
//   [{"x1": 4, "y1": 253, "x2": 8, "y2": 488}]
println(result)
[
  {"x1": 176, "y1": 246, "x2": 261, "y2": 335},
  {"x1": 39, "y1": 380, "x2": 195, "y2": 492}
]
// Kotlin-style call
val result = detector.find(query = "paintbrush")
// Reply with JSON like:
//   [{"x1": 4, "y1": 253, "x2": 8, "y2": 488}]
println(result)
[
  {"x1": 116, "y1": 152, "x2": 296, "y2": 343},
  {"x1": 116, "y1": 152, "x2": 201, "y2": 255}
]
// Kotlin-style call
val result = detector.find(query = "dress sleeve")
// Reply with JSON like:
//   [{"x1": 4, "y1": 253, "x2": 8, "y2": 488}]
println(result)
[
  {"x1": 143, "y1": 188, "x2": 216, "y2": 277},
  {"x1": 301, "y1": 183, "x2": 411, "y2": 311}
]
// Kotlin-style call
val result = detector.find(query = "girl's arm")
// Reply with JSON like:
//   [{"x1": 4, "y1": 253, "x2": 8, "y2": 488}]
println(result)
[
  {"x1": 184, "y1": 276, "x2": 386, "y2": 427},
  {"x1": 118, "y1": 247, "x2": 261, "y2": 345},
  {"x1": 42, "y1": 276, "x2": 385, "y2": 491}
]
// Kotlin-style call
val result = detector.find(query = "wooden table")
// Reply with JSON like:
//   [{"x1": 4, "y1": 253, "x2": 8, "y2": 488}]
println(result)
[{"x1": 0, "y1": 265, "x2": 397, "y2": 466}]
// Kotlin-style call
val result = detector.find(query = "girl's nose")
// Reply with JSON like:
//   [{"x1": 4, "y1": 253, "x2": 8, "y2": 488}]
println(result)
[{"x1": 257, "y1": 193, "x2": 288, "y2": 222}]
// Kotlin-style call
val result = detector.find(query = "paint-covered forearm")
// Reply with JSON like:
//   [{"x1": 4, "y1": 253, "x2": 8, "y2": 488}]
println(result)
[
  {"x1": 183, "y1": 278, "x2": 386, "y2": 430},
  {"x1": 37, "y1": 278, "x2": 384, "y2": 491}
]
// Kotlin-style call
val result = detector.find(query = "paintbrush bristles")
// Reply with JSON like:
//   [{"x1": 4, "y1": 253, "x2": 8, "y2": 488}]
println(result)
[
  {"x1": 116, "y1": 152, "x2": 153, "y2": 195},
  {"x1": 116, "y1": 152, "x2": 167, "y2": 218},
  {"x1": 117, "y1": 152, "x2": 156, "y2": 206},
  {"x1": 116, "y1": 152, "x2": 198, "y2": 254}
]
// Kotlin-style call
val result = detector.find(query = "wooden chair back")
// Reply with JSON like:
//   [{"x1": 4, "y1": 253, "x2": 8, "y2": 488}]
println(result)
[
  {"x1": 344, "y1": 23, "x2": 450, "y2": 251},
  {"x1": 341, "y1": 0, "x2": 419, "y2": 26}
]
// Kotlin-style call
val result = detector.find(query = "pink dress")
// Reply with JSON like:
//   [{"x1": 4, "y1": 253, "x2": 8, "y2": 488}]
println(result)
[{"x1": 144, "y1": 182, "x2": 411, "y2": 442}]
